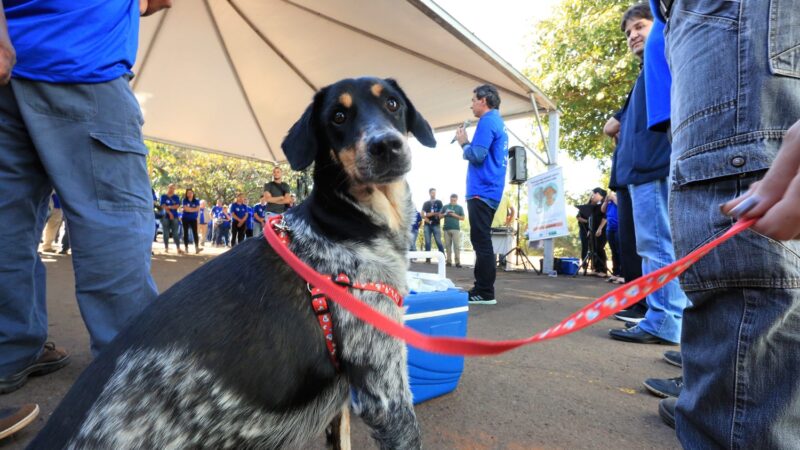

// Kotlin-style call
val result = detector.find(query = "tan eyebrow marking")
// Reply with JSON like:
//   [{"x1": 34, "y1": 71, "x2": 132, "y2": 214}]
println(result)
[
  {"x1": 339, "y1": 93, "x2": 353, "y2": 108},
  {"x1": 370, "y1": 83, "x2": 383, "y2": 97}
]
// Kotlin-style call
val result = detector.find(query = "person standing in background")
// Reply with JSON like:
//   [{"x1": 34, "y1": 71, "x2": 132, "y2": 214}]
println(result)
[
  {"x1": 421, "y1": 188, "x2": 445, "y2": 263},
  {"x1": 264, "y1": 167, "x2": 292, "y2": 215},
  {"x1": 244, "y1": 197, "x2": 254, "y2": 239},
  {"x1": 440, "y1": 194, "x2": 465, "y2": 268},
  {"x1": 252, "y1": 194, "x2": 267, "y2": 237},
  {"x1": 40, "y1": 192, "x2": 62, "y2": 253},
  {"x1": 160, "y1": 184, "x2": 182, "y2": 254},
  {"x1": 197, "y1": 199, "x2": 209, "y2": 249},
  {"x1": 601, "y1": 191, "x2": 622, "y2": 283},
  {"x1": 229, "y1": 193, "x2": 248, "y2": 247},
  {"x1": 181, "y1": 188, "x2": 201, "y2": 254}
]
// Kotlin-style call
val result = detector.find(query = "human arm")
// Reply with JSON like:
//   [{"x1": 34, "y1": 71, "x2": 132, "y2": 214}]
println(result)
[
  {"x1": 722, "y1": 119, "x2": 800, "y2": 240},
  {"x1": 505, "y1": 205, "x2": 516, "y2": 227},
  {"x1": 139, "y1": 0, "x2": 172, "y2": 17},
  {"x1": 595, "y1": 218, "x2": 607, "y2": 237},
  {"x1": 457, "y1": 121, "x2": 491, "y2": 164},
  {"x1": 604, "y1": 117, "x2": 620, "y2": 141}
]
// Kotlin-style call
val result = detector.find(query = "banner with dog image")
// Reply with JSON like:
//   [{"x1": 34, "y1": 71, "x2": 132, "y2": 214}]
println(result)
[{"x1": 527, "y1": 166, "x2": 568, "y2": 240}]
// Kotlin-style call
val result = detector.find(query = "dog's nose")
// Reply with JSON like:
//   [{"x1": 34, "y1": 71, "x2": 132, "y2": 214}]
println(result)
[{"x1": 367, "y1": 134, "x2": 404, "y2": 157}]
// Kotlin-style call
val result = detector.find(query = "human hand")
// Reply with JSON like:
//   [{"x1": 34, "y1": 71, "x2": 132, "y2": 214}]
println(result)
[
  {"x1": 721, "y1": 119, "x2": 800, "y2": 240},
  {"x1": 455, "y1": 126, "x2": 468, "y2": 146},
  {"x1": 140, "y1": 0, "x2": 172, "y2": 16},
  {"x1": 595, "y1": 229, "x2": 602, "y2": 237},
  {"x1": 0, "y1": 37, "x2": 16, "y2": 85}
]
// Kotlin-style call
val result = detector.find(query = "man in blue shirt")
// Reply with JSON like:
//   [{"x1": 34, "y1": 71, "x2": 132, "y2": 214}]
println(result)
[
  {"x1": 455, "y1": 84, "x2": 508, "y2": 305},
  {"x1": 229, "y1": 193, "x2": 248, "y2": 247},
  {"x1": 0, "y1": 0, "x2": 171, "y2": 398},
  {"x1": 252, "y1": 194, "x2": 267, "y2": 238},
  {"x1": 210, "y1": 199, "x2": 223, "y2": 245},
  {"x1": 244, "y1": 198, "x2": 254, "y2": 239},
  {"x1": 160, "y1": 184, "x2": 183, "y2": 254},
  {"x1": 605, "y1": 4, "x2": 687, "y2": 346}
]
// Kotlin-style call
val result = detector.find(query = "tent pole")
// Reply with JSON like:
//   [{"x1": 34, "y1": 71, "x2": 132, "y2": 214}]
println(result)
[{"x1": 541, "y1": 110, "x2": 560, "y2": 275}]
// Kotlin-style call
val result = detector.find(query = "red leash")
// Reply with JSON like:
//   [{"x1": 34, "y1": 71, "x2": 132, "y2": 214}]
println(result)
[{"x1": 265, "y1": 215, "x2": 755, "y2": 356}]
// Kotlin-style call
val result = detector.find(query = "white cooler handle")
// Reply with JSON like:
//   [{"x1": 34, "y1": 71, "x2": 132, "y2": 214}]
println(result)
[{"x1": 407, "y1": 251, "x2": 446, "y2": 280}]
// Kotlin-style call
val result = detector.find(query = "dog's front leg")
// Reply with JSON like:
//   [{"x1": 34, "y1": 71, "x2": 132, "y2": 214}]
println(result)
[{"x1": 344, "y1": 330, "x2": 421, "y2": 449}]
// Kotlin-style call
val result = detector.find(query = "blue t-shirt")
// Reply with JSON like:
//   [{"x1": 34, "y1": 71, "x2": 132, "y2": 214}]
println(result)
[
  {"x1": 211, "y1": 205, "x2": 223, "y2": 218},
  {"x1": 253, "y1": 203, "x2": 267, "y2": 220},
  {"x1": 219, "y1": 212, "x2": 231, "y2": 229},
  {"x1": 614, "y1": 71, "x2": 671, "y2": 186},
  {"x1": 246, "y1": 206, "x2": 254, "y2": 230},
  {"x1": 464, "y1": 109, "x2": 508, "y2": 203},
  {"x1": 5, "y1": 0, "x2": 140, "y2": 83},
  {"x1": 160, "y1": 194, "x2": 180, "y2": 217},
  {"x1": 644, "y1": 18, "x2": 671, "y2": 131},
  {"x1": 230, "y1": 203, "x2": 248, "y2": 223},
  {"x1": 199, "y1": 207, "x2": 207, "y2": 225},
  {"x1": 182, "y1": 198, "x2": 199, "y2": 221},
  {"x1": 605, "y1": 201, "x2": 619, "y2": 232}
]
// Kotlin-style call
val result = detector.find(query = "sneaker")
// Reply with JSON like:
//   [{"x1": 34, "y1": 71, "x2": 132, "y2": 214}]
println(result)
[
  {"x1": 0, "y1": 343, "x2": 70, "y2": 394},
  {"x1": 644, "y1": 376, "x2": 683, "y2": 398},
  {"x1": 468, "y1": 294, "x2": 497, "y2": 305},
  {"x1": 659, "y1": 397, "x2": 677, "y2": 429},
  {"x1": 613, "y1": 309, "x2": 645, "y2": 323},
  {"x1": 608, "y1": 325, "x2": 678, "y2": 345},
  {"x1": 0, "y1": 404, "x2": 39, "y2": 440},
  {"x1": 663, "y1": 350, "x2": 683, "y2": 368}
]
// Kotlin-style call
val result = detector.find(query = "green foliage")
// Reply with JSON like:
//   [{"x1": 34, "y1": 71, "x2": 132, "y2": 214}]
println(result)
[
  {"x1": 525, "y1": 0, "x2": 640, "y2": 161},
  {"x1": 146, "y1": 141, "x2": 299, "y2": 204}
]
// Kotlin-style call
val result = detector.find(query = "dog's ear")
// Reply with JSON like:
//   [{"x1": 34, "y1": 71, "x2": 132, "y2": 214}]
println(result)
[
  {"x1": 282, "y1": 88, "x2": 327, "y2": 171},
  {"x1": 384, "y1": 78, "x2": 436, "y2": 148}
]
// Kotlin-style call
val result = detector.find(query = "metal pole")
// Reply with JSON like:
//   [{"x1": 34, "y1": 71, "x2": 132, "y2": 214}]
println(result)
[{"x1": 542, "y1": 110, "x2": 560, "y2": 274}]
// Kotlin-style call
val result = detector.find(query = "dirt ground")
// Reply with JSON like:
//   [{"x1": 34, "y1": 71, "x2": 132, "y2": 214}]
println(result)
[{"x1": 1, "y1": 243, "x2": 680, "y2": 449}]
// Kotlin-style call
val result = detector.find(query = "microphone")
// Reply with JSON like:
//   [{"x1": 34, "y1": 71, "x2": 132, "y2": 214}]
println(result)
[{"x1": 451, "y1": 120, "x2": 471, "y2": 144}]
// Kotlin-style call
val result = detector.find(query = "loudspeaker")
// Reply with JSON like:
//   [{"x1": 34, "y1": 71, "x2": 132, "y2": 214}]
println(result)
[{"x1": 509, "y1": 146, "x2": 527, "y2": 184}]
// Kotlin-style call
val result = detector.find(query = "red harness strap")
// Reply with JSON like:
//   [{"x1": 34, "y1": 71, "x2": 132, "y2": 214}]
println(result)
[{"x1": 270, "y1": 216, "x2": 402, "y2": 369}]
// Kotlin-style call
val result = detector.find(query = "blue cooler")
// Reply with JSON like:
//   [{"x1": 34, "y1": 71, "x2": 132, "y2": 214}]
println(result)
[
  {"x1": 403, "y1": 288, "x2": 469, "y2": 404},
  {"x1": 559, "y1": 257, "x2": 580, "y2": 275}
]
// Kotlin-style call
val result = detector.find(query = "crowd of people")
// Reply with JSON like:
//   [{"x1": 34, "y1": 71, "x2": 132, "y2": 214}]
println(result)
[{"x1": 3, "y1": 0, "x2": 800, "y2": 447}]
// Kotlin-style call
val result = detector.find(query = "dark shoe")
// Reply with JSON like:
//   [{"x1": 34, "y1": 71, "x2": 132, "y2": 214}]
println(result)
[
  {"x1": 644, "y1": 376, "x2": 683, "y2": 398},
  {"x1": 659, "y1": 398, "x2": 677, "y2": 429},
  {"x1": 468, "y1": 294, "x2": 497, "y2": 305},
  {"x1": 425, "y1": 258, "x2": 431, "y2": 264},
  {"x1": 0, "y1": 343, "x2": 70, "y2": 394},
  {"x1": 613, "y1": 309, "x2": 645, "y2": 324},
  {"x1": 446, "y1": 262, "x2": 452, "y2": 267},
  {"x1": 624, "y1": 321, "x2": 638, "y2": 329},
  {"x1": 609, "y1": 326, "x2": 678, "y2": 345},
  {"x1": 0, "y1": 404, "x2": 39, "y2": 440},
  {"x1": 663, "y1": 350, "x2": 683, "y2": 368},
  {"x1": 455, "y1": 263, "x2": 462, "y2": 268}
]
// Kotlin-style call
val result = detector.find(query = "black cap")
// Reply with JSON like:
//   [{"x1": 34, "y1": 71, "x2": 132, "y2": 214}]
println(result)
[{"x1": 592, "y1": 187, "x2": 607, "y2": 197}]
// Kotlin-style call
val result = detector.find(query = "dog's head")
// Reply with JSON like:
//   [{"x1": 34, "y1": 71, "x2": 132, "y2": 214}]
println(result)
[{"x1": 281, "y1": 77, "x2": 436, "y2": 184}]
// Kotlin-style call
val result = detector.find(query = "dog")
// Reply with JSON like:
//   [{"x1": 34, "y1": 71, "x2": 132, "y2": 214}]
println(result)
[{"x1": 29, "y1": 77, "x2": 437, "y2": 449}]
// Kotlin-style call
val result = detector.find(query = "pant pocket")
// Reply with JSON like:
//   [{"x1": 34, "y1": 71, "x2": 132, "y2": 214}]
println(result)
[
  {"x1": 769, "y1": 0, "x2": 800, "y2": 78},
  {"x1": 89, "y1": 132, "x2": 152, "y2": 211}
]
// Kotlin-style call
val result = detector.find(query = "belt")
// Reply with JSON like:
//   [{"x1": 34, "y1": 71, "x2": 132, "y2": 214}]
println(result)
[{"x1": 659, "y1": 0, "x2": 674, "y2": 20}]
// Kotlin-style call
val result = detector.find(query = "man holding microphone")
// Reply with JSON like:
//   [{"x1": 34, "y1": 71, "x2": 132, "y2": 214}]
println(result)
[{"x1": 455, "y1": 84, "x2": 508, "y2": 305}]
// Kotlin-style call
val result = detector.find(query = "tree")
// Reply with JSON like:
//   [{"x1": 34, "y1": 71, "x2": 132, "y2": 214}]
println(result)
[
  {"x1": 146, "y1": 141, "x2": 301, "y2": 204},
  {"x1": 525, "y1": 0, "x2": 640, "y2": 161}
]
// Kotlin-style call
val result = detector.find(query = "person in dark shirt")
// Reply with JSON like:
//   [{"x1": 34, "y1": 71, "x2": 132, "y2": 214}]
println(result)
[
  {"x1": 264, "y1": 167, "x2": 292, "y2": 214},
  {"x1": 421, "y1": 188, "x2": 445, "y2": 263},
  {"x1": 601, "y1": 191, "x2": 622, "y2": 282},
  {"x1": 588, "y1": 188, "x2": 608, "y2": 276},
  {"x1": 229, "y1": 193, "x2": 248, "y2": 247}
]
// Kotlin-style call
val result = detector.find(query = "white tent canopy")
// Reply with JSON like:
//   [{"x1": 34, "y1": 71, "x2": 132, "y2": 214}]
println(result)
[{"x1": 133, "y1": 0, "x2": 558, "y2": 163}]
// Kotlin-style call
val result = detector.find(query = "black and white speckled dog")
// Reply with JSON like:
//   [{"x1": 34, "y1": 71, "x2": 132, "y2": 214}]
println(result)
[{"x1": 30, "y1": 77, "x2": 436, "y2": 449}]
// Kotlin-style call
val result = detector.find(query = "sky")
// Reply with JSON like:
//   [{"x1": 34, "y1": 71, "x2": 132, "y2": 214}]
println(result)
[{"x1": 405, "y1": 0, "x2": 602, "y2": 211}]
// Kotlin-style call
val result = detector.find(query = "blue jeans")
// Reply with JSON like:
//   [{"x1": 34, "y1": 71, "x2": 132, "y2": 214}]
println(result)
[
  {"x1": 423, "y1": 223, "x2": 444, "y2": 253},
  {"x1": 0, "y1": 77, "x2": 158, "y2": 374},
  {"x1": 667, "y1": 1, "x2": 800, "y2": 447},
  {"x1": 161, "y1": 216, "x2": 181, "y2": 249},
  {"x1": 629, "y1": 179, "x2": 687, "y2": 343}
]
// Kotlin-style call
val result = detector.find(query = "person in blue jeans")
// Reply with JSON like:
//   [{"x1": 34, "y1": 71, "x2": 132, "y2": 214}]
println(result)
[
  {"x1": 160, "y1": 184, "x2": 183, "y2": 254},
  {"x1": 455, "y1": 84, "x2": 508, "y2": 305},
  {"x1": 218, "y1": 205, "x2": 231, "y2": 247},
  {"x1": 409, "y1": 209, "x2": 422, "y2": 252},
  {"x1": 421, "y1": 188, "x2": 444, "y2": 262},
  {"x1": 229, "y1": 193, "x2": 248, "y2": 247},
  {"x1": 181, "y1": 188, "x2": 202, "y2": 254},
  {"x1": 660, "y1": 0, "x2": 800, "y2": 447},
  {"x1": 606, "y1": 4, "x2": 687, "y2": 345},
  {"x1": 0, "y1": 0, "x2": 169, "y2": 395}
]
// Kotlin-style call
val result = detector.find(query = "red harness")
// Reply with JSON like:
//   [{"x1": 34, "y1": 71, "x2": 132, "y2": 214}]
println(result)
[{"x1": 268, "y1": 215, "x2": 403, "y2": 369}]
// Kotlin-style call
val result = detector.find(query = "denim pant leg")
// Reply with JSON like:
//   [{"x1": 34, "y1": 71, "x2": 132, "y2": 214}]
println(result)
[
  {"x1": 423, "y1": 224, "x2": 432, "y2": 252},
  {"x1": 468, "y1": 198, "x2": 497, "y2": 298},
  {"x1": 6, "y1": 78, "x2": 158, "y2": 358},
  {"x1": 629, "y1": 180, "x2": 687, "y2": 343},
  {"x1": 431, "y1": 225, "x2": 444, "y2": 253},
  {"x1": 0, "y1": 84, "x2": 53, "y2": 376}
]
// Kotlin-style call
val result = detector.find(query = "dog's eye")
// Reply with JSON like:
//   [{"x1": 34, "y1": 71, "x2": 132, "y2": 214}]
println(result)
[
  {"x1": 386, "y1": 98, "x2": 399, "y2": 112},
  {"x1": 332, "y1": 111, "x2": 346, "y2": 125}
]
